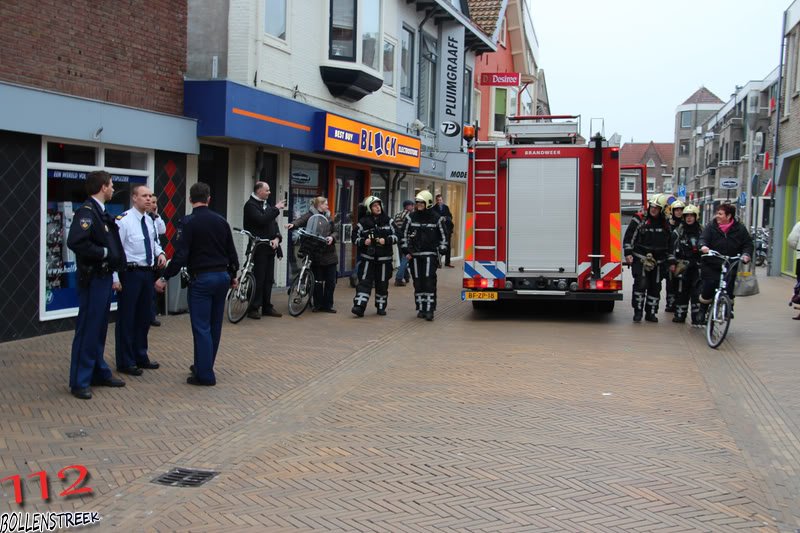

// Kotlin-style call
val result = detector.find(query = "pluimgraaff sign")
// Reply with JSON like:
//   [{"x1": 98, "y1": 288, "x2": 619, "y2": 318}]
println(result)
[{"x1": 437, "y1": 22, "x2": 465, "y2": 153}]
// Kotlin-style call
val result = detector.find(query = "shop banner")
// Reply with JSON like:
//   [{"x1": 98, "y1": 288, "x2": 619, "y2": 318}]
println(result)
[
  {"x1": 480, "y1": 72, "x2": 521, "y2": 86},
  {"x1": 437, "y1": 22, "x2": 465, "y2": 153},
  {"x1": 316, "y1": 112, "x2": 421, "y2": 169}
]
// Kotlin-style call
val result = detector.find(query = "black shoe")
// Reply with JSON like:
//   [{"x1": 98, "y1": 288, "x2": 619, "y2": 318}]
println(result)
[
  {"x1": 320, "y1": 308, "x2": 337, "y2": 313},
  {"x1": 118, "y1": 366, "x2": 143, "y2": 376},
  {"x1": 247, "y1": 310, "x2": 261, "y2": 320},
  {"x1": 186, "y1": 376, "x2": 215, "y2": 386},
  {"x1": 351, "y1": 306, "x2": 364, "y2": 317},
  {"x1": 645, "y1": 314, "x2": 658, "y2": 323},
  {"x1": 445, "y1": 264, "x2": 454, "y2": 268},
  {"x1": 664, "y1": 306, "x2": 675, "y2": 313},
  {"x1": 417, "y1": 311, "x2": 425, "y2": 318},
  {"x1": 633, "y1": 311, "x2": 643, "y2": 322},
  {"x1": 672, "y1": 316, "x2": 686, "y2": 323},
  {"x1": 394, "y1": 280, "x2": 406, "y2": 287},
  {"x1": 91, "y1": 377, "x2": 126, "y2": 387},
  {"x1": 71, "y1": 387, "x2": 92, "y2": 400},
  {"x1": 138, "y1": 361, "x2": 160, "y2": 370},
  {"x1": 425, "y1": 311, "x2": 434, "y2": 321},
  {"x1": 150, "y1": 319, "x2": 161, "y2": 327},
  {"x1": 377, "y1": 309, "x2": 386, "y2": 316},
  {"x1": 189, "y1": 364, "x2": 195, "y2": 375},
  {"x1": 263, "y1": 308, "x2": 282, "y2": 317}
]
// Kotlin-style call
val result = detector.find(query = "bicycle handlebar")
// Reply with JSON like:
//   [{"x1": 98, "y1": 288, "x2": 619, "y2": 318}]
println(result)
[
  {"x1": 702, "y1": 250, "x2": 742, "y2": 262},
  {"x1": 232, "y1": 227, "x2": 273, "y2": 243}
]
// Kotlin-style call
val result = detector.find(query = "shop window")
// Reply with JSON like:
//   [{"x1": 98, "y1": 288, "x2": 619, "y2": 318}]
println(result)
[
  {"x1": 288, "y1": 157, "x2": 328, "y2": 279},
  {"x1": 265, "y1": 0, "x2": 287, "y2": 40},
  {"x1": 105, "y1": 149, "x2": 148, "y2": 170},
  {"x1": 47, "y1": 142, "x2": 96, "y2": 165},
  {"x1": 400, "y1": 26, "x2": 414, "y2": 99}
]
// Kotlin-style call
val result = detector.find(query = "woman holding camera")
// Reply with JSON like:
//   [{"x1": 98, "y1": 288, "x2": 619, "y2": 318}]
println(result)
[
  {"x1": 351, "y1": 196, "x2": 396, "y2": 317},
  {"x1": 287, "y1": 197, "x2": 338, "y2": 313}
]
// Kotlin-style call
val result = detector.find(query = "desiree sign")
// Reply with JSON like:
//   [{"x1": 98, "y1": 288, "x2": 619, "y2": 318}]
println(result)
[
  {"x1": 317, "y1": 113, "x2": 421, "y2": 168},
  {"x1": 480, "y1": 72, "x2": 521, "y2": 86}
]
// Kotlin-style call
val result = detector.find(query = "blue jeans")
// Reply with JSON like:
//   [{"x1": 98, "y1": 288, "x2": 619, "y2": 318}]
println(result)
[
  {"x1": 188, "y1": 271, "x2": 230, "y2": 384},
  {"x1": 395, "y1": 247, "x2": 409, "y2": 281}
]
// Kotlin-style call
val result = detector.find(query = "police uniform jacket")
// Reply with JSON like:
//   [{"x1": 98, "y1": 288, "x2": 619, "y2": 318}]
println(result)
[
  {"x1": 698, "y1": 219, "x2": 754, "y2": 275},
  {"x1": 67, "y1": 198, "x2": 126, "y2": 275},
  {"x1": 626, "y1": 213, "x2": 671, "y2": 260},
  {"x1": 243, "y1": 195, "x2": 282, "y2": 252},
  {"x1": 400, "y1": 208, "x2": 448, "y2": 256},
  {"x1": 668, "y1": 222, "x2": 703, "y2": 266},
  {"x1": 162, "y1": 206, "x2": 239, "y2": 280},
  {"x1": 355, "y1": 212, "x2": 396, "y2": 260}
]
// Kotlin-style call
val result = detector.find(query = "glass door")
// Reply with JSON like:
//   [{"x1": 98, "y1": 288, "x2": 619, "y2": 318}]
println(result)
[{"x1": 335, "y1": 167, "x2": 364, "y2": 276}]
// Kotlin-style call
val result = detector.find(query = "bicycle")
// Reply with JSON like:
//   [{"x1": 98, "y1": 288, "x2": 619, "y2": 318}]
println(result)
[
  {"x1": 225, "y1": 228, "x2": 273, "y2": 324},
  {"x1": 701, "y1": 250, "x2": 741, "y2": 349},
  {"x1": 287, "y1": 229, "x2": 328, "y2": 317}
]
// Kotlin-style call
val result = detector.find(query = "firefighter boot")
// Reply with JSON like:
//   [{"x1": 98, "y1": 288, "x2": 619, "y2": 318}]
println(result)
[
  {"x1": 690, "y1": 302, "x2": 704, "y2": 326},
  {"x1": 664, "y1": 293, "x2": 676, "y2": 313},
  {"x1": 695, "y1": 303, "x2": 709, "y2": 327},
  {"x1": 424, "y1": 311, "x2": 434, "y2": 321},
  {"x1": 645, "y1": 296, "x2": 659, "y2": 322},
  {"x1": 672, "y1": 304, "x2": 688, "y2": 323},
  {"x1": 632, "y1": 291, "x2": 645, "y2": 322}
]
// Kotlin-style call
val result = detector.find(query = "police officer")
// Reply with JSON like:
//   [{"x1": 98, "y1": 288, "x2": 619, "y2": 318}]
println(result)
[
  {"x1": 113, "y1": 184, "x2": 167, "y2": 375},
  {"x1": 155, "y1": 183, "x2": 239, "y2": 386},
  {"x1": 623, "y1": 194, "x2": 671, "y2": 322},
  {"x1": 352, "y1": 196, "x2": 396, "y2": 317},
  {"x1": 663, "y1": 199, "x2": 684, "y2": 313},
  {"x1": 400, "y1": 190, "x2": 448, "y2": 321},
  {"x1": 668, "y1": 204, "x2": 703, "y2": 324},
  {"x1": 66, "y1": 171, "x2": 127, "y2": 400},
  {"x1": 242, "y1": 181, "x2": 285, "y2": 319}
]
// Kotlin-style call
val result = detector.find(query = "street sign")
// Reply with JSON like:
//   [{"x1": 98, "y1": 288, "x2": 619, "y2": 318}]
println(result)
[
  {"x1": 678, "y1": 185, "x2": 686, "y2": 198},
  {"x1": 719, "y1": 178, "x2": 739, "y2": 189},
  {"x1": 739, "y1": 191, "x2": 747, "y2": 206}
]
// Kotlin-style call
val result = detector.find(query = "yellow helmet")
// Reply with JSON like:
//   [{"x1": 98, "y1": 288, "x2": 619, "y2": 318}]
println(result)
[
  {"x1": 682, "y1": 204, "x2": 700, "y2": 217},
  {"x1": 415, "y1": 190, "x2": 434, "y2": 209},
  {"x1": 363, "y1": 195, "x2": 382, "y2": 210},
  {"x1": 648, "y1": 194, "x2": 667, "y2": 210}
]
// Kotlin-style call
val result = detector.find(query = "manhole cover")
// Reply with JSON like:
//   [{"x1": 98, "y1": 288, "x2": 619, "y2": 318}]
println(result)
[{"x1": 151, "y1": 468, "x2": 218, "y2": 487}]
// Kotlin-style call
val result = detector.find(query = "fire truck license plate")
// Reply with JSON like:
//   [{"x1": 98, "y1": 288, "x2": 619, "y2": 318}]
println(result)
[{"x1": 462, "y1": 291, "x2": 497, "y2": 301}]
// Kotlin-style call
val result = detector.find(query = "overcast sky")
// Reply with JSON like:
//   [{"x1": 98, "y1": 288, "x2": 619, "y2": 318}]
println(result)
[{"x1": 529, "y1": 0, "x2": 788, "y2": 144}]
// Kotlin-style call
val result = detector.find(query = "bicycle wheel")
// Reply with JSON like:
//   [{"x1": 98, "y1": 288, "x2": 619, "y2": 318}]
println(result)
[
  {"x1": 226, "y1": 272, "x2": 255, "y2": 324},
  {"x1": 288, "y1": 267, "x2": 315, "y2": 317},
  {"x1": 705, "y1": 293, "x2": 731, "y2": 349}
]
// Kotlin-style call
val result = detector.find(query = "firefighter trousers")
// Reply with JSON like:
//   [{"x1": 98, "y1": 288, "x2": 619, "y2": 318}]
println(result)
[
  {"x1": 353, "y1": 257, "x2": 391, "y2": 311},
  {"x1": 673, "y1": 266, "x2": 702, "y2": 323},
  {"x1": 409, "y1": 253, "x2": 438, "y2": 313},
  {"x1": 664, "y1": 265, "x2": 678, "y2": 311},
  {"x1": 631, "y1": 259, "x2": 662, "y2": 317}
]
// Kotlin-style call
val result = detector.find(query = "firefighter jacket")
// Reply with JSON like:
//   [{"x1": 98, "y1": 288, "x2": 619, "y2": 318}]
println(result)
[
  {"x1": 622, "y1": 212, "x2": 644, "y2": 257},
  {"x1": 400, "y1": 208, "x2": 448, "y2": 257},
  {"x1": 624, "y1": 213, "x2": 671, "y2": 260},
  {"x1": 355, "y1": 212, "x2": 396, "y2": 261},
  {"x1": 698, "y1": 219, "x2": 754, "y2": 274},
  {"x1": 668, "y1": 222, "x2": 703, "y2": 267}
]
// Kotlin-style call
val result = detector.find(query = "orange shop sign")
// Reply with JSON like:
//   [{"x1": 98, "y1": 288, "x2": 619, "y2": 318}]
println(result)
[{"x1": 317, "y1": 113, "x2": 421, "y2": 168}]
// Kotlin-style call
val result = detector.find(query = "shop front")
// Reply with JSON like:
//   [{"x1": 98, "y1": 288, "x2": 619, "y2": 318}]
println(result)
[{"x1": 773, "y1": 151, "x2": 800, "y2": 276}]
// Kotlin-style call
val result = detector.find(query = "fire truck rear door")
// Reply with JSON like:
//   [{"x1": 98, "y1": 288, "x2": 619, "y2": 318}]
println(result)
[{"x1": 507, "y1": 157, "x2": 579, "y2": 275}]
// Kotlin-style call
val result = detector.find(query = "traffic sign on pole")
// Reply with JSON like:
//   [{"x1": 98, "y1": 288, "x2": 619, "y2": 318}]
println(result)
[{"x1": 739, "y1": 191, "x2": 747, "y2": 206}]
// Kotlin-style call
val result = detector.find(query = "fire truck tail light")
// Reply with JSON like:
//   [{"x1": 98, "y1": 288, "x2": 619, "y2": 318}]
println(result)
[
  {"x1": 463, "y1": 277, "x2": 506, "y2": 289},
  {"x1": 583, "y1": 279, "x2": 622, "y2": 291}
]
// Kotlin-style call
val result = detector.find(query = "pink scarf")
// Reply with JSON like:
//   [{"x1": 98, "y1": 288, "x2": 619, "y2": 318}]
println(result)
[{"x1": 718, "y1": 219, "x2": 734, "y2": 234}]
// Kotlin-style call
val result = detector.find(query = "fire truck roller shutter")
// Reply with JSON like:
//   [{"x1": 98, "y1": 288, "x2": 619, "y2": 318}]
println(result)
[{"x1": 506, "y1": 158, "x2": 579, "y2": 274}]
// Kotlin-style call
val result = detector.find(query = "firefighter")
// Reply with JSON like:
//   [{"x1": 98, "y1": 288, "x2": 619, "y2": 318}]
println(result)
[
  {"x1": 400, "y1": 190, "x2": 448, "y2": 321},
  {"x1": 351, "y1": 196, "x2": 396, "y2": 317},
  {"x1": 668, "y1": 204, "x2": 703, "y2": 324},
  {"x1": 623, "y1": 194, "x2": 671, "y2": 322},
  {"x1": 663, "y1": 199, "x2": 685, "y2": 312}
]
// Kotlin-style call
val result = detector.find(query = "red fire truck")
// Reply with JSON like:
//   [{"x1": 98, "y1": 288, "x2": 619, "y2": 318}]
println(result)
[{"x1": 462, "y1": 115, "x2": 623, "y2": 312}]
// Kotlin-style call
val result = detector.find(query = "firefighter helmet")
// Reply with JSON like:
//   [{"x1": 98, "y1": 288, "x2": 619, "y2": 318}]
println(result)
[
  {"x1": 648, "y1": 194, "x2": 667, "y2": 210},
  {"x1": 682, "y1": 204, "x2": 700, "y2": 217},
  {"x1": 415, "y1": 190, "x2": 434, "y2": 209},
  {"x1": 363, "y1": 195, "x2": 382, "y2": 210},
  {"x1": 671, "y1": 200, "x2": 685, "y2": 210}
]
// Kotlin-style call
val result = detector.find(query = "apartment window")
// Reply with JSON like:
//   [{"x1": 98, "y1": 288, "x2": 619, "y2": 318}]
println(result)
[
  {"x1": 493, "y1": 87, "x2": 507, "y2": 132},
  {"x1": 679, "y1": 140, "x2": 690, "y2": 156},
  {"x1": 795, "y1": 31, "x2": 800, "y2": 93},
  {"x1": 265, "y1": 0, "x2": 287, "y2": 40},
  {"x1": 463, "y1": 66, "x2": 472, "y2": 125},
  {"x1": 646, "y1": 178, "x2": 656, "y2": 192},
  {"x1": 663, "y1": 179, "x2": 673, "y2": 193},
  {"x1": 417, "y1": 32, "x2": 437, "y2": 127},
  {"x1": 647, "y1": 159, "x2": 655, "y2": 168},
  {"x1": 383, "y1": 39, "x2": 395, "y2": 88},
  {"x1": 678, "y1": 167, "x2": 687, "y2": 182},
  {"x1": 473, "y1": 89, "x2": 481, "y2": 129},
  {"x1": 361, "y1": 1, "x2": 380, "y2": 70},
  {"x1": 733, "y1": 141, "x2": 741, "y2": 161},
  {"x1": 620, "y1": 176, "x2": 636, "y2": 192},
  {"x1": 680, "y1": 110, "x2": 692, "y2": 128},
  {"x1": 400, "y1": 26, "x2": 414, "y2": 98},
  {"x1": 330, "y1": 0, "x2": 356, "y2": 60},
  {"x1": 498, "y1": 17, "x2": 506, "y2": 47}
]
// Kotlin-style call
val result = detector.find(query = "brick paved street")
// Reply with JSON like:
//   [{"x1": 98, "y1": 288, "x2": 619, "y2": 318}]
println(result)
[{"x1": 1, "y1": 264, "x2": 798, "y2": 532}]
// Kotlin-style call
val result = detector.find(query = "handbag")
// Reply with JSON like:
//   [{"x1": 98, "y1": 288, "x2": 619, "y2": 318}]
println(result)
[{"x1": 733, "y1": 269, "x2": 759, "y2": 297}]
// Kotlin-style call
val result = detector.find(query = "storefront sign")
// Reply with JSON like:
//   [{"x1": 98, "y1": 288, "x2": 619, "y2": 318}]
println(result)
[
  {"x1": 47, "y1": 169, "x2": 147, "y2": 184},
  {"x1": 480, "y1": 72, "x2": 521, "y2": 86},
  {"x1": 444, "y1": 152, "x2": 469, "y2": 182},
  {"x1": 437, "y1": 23, "x2": 465, "y2": 152},
  {"x1": 317, "y1": 113, "x2": 421, "y2": 168}
]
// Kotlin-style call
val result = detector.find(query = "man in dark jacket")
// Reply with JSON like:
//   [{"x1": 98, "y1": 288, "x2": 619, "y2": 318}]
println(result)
[
  {"x1": 352, "y1": 196, "x2": 396, "y2": 317},
  {"x1": 697, "y1": 203, "x2": 753, "y2": 323},
  {"x1": 243, "y1": 181, "x2": 285, "y2": 318},
  {"x1": 66, "y1": 170, "x2": 128, "y2": 399},
  {"x1": 401, "y1": 190, "x2": 448, "y2": 321},
  {"x1": 623, "y1": 194, "x2": 671, "y2": 323},
  {"x1": 434, "y1": 194, "x2": 455, "y2": 267}
]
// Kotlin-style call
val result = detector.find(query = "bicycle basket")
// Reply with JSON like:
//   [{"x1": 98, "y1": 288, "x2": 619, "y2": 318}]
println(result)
[{"x1": 298, "y1": 230, "x2": 328, "y2": 257}]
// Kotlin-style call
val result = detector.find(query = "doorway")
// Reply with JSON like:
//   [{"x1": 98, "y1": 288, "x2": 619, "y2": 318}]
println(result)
[
  {"x1": 199, "y1": 144, "x2": 228, "y2": 217},
  {"x1": 335, "y1": 167, "x2": 364, "y2": 276}
]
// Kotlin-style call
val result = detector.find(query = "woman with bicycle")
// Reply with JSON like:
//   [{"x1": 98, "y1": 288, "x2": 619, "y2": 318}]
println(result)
[
  {"x1": 287, "y1": 197, "x2": 338, "y2": 313},
  {"x1": 697, "y1": 203, "x2": 753, "y2": 325}
]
